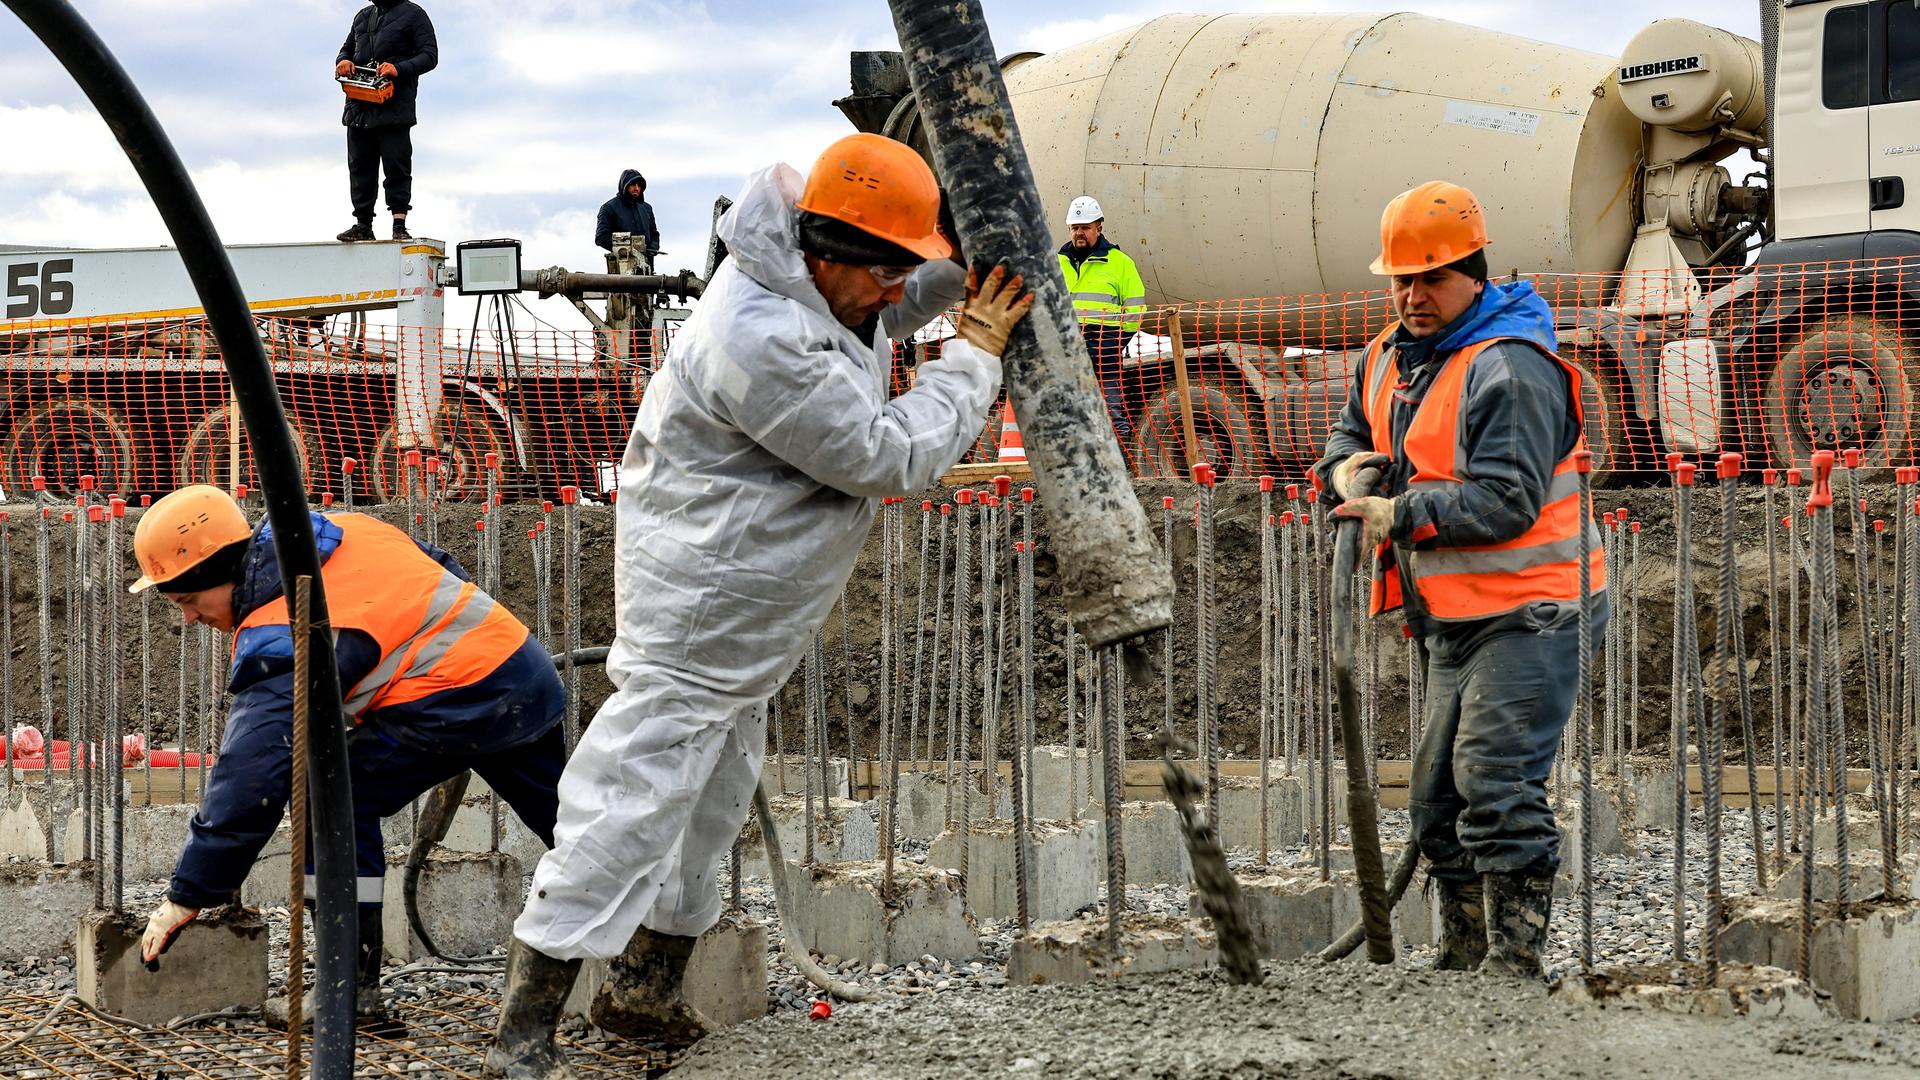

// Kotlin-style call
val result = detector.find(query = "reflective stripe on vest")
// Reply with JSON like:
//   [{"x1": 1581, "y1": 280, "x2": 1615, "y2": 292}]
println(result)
[
  {"x1": 237, "y1": 513, "x2": 531, "y2": 719},
  {"x1": 1358, "y1": 328, "x2": 1606, "y2": 621},
  {"x1": 1058, "y1": 252, "x2": 1145, "y2": 333}
]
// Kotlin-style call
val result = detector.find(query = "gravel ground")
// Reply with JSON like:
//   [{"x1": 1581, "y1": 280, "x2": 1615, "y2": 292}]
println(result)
[{"x1": 7, "y1": 800, "x2": 1914, "y2": 1077}]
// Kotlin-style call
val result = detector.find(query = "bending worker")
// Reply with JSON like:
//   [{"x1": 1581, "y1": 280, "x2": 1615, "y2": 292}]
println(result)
[
  {"x1": 487, "y1": 132, "x2": 1031, "y2": 1077},
  {"x1": 1315, "y1": 181, "x2": 1606, "y2": 979},
  {"x1": 134, "y1": 485, "x2": 566, "y2": 1014}
]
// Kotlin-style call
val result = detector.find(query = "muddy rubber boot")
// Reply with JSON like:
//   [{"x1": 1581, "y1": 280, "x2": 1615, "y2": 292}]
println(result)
[
  {"x1": 485, "y1": 938, "x2": 583, "y2": 1080},
  {"x1": 1478, "y1": 870, "x2": 1554, "y2": 979},
  {"x1": 336, "y1": 221, "x2": 375, "y2": 242},
  {"x1": 357, "y1": 907, "x2": 387, "y2": 1018},
  {"x1": 589, "y1": 926, "x2": 717, "y2": 1049},
  {"x1": 1434, "y1": 876, "x2": 1488, "y2": 971},
  {"x1": 392, "y1": 217, "x2": 412, "y2": 241}
]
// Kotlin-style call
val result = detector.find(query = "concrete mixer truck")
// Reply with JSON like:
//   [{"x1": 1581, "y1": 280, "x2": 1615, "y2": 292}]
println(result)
[{"x1": 838, "y1": 5, "x2": 1920, "y2": 478}]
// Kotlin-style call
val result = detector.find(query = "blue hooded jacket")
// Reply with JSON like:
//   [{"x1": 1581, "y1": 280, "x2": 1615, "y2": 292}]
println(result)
[
  {"x1": 167, "y1": 511, "x2": 563, "y2": 909},
  {"x1": 1315, "y1": 279, "x2": 1582, "y2": 564}
]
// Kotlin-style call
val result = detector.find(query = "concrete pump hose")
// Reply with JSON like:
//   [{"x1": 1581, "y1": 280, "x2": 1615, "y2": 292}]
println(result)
[
  {"x1": 887, "y1": 0, "x2": 1173, "y2": 648},
  {"x1": 1318, "y1": 838, "x2": 1422, "y2": 962},
  {"x1": 753, "y1": 786, "x2": 875, "y2": 1002},
  {"x1": 403, "y1": 770, "x2": 474, "y2": 962}
]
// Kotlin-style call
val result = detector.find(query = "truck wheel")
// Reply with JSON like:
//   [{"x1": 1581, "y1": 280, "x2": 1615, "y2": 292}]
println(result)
[
  {"x1": 1, "y1": 397, "x2": 137, "y2": 497},
  {"x1": 1762, "y1": 316, "x2": 1915, "y2": 469},
  {"x1": 175, "y1": 404, "x2": 322, "y2": 491},
  {"x1": 1568, "y1": 359, "x2": 1624, "y2": 482},
  {"x1": 371, "y1": 397, "x2": 511, "y2": 502},
  {"x1": 1129, "y1": 374, "x2": 1267, "y2": 479}
]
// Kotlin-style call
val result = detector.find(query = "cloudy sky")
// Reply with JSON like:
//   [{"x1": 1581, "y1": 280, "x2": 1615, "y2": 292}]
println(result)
[{"x1": 1, "y1": 0, "x2": 1760, "y2": 330}]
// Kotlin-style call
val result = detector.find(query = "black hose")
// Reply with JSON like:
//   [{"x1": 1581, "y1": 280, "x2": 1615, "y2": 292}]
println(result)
[
  {"x1": 402, "y1": 771, "x2": 472, "y2": 963},
  {"x1": 552, "y1": 646, "x2": 609, "y2": 669},
  {"x1": 0, "y1": 3, "x2": 358, "y2": 1071},
  {"x1": 1328, "y1": 478, "x2": 1395, "y2": 964}
]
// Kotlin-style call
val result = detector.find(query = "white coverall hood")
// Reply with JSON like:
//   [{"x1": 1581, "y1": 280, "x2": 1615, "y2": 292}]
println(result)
[{"x1": 517, "y1": 162, "x2": 1001, "y2": 958}]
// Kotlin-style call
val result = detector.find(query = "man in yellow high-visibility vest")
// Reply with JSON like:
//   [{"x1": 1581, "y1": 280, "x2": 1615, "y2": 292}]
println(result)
[{"x1": 1058, "y1": 195, "x2": 1146, "y2": 447}]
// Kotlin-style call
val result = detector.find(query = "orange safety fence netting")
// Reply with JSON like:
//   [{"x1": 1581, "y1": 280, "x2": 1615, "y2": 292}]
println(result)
[{"x1": 4, "y1": 258, "x2": 1920, "y2": 501}]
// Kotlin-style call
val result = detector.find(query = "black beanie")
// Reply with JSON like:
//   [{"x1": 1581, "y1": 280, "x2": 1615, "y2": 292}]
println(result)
[
  {"x1": 796, "y1": 210, "x2": 924, "y2": 267},
  {"x1": 1444, "y1": 248, "x2": 1489, "y2": 283},
  {"x1": 157, "y1": 538, "x2": 250, "y2": 594}
]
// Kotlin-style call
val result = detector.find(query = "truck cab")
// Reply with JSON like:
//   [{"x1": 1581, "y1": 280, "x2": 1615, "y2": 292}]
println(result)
[{"x1": 1775, "y1": 0, "x2": 1920, "y2": 240}]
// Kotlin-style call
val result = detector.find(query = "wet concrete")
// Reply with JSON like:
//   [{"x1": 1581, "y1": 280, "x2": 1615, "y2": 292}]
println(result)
[{"x1": 675, "y1": 960, "x2": 1920, "y2": 1079}]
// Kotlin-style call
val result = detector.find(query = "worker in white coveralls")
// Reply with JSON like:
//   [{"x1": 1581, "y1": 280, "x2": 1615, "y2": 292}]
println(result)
[{"x1": 486, "y1": 132, "x2": 1033, "y2": 1077}]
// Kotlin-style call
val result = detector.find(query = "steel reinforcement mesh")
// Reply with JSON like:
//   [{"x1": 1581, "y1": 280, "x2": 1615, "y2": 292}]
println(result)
[
  {"x1": 3, "y1": 258, "x2": 1918, "y2": 497},
  {"x1": 0, "y1": 987, "x2": 670, "y2": 1077}
]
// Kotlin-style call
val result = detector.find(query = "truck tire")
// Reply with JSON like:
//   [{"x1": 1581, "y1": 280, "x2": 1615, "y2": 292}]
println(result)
[
  {"x1": 1129, "y1": 373, "x2": 1268, "y2": 479},
  {"x1": 1, "y1": 397, "x2": 137, "y2": 498},
  {"x1": 1762, "y1": 315, "x2": 1915, "y2": 469},
  {"x1": 1568, "y1": 358, "x2": 1624, "y2": 482},
  {"x1": 175, "y1": 404, "x2": 323, "y2": 491},
  {"x1": 371, "y1": 397, "x2": 511, "y2": 503}
]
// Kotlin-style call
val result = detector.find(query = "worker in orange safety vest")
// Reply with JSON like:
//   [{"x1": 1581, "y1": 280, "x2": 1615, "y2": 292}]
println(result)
[{"x1": 1313, "y1": 180, "x2": 1607, "y2": 980}]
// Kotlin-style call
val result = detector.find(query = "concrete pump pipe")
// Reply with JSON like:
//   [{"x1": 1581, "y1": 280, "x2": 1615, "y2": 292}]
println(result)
[{"x1": 889, "y1": 0, "x2": 1175, "y2": 648}]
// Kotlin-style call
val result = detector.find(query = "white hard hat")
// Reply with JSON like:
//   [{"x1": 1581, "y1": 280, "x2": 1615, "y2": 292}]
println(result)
[{"x1": 1066, "y1": 196, "x2": 1104, "y2": 225}]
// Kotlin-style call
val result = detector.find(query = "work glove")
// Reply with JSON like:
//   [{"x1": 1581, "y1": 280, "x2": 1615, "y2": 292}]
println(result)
[
  {"x1": 140, "y1": 899, "x2": 200, "y2": 970},
  {"x1": 955, "y1": 266, "x2": 1034, "y2": 358},
  {"x1": 1331, "y1": 451, "x2": 1391, "y2": 501},
  {"x1": 1333, "y1": 496, "x2": 1395, "y2": 549}
]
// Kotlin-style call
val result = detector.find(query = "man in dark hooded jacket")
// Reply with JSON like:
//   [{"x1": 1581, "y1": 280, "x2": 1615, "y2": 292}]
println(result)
[
  {"x1": 595, "y1": 169, "x2": 661, "y2": 259},
  {"x1": 334, "y1": 0, "x2": 438, "y2": 242}
]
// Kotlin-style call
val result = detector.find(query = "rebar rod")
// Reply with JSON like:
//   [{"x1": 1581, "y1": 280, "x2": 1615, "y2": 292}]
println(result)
[
  {"x1": 1313, "y1": 502, "x2": 1332, "y2": 879},
  {"x1": 803, "y1": 634, "x2": 820, "y2": 867},
  {"x1": 909, "y1": 502, "x2": 933, "y2": 774},
  {"x1": 562, "y1": 488, "x2": 582, "y2": 755},
  {"x1": 1786, "y1": 472, "x2": 1805, "y2": 859},
  {"x1": 954, "y1": 493, "x2": 976, "y2": 882},
  {"x1": 1699, "y1": 458, "x2": 1736, "y2": 984},
  {"x1": 1259, "y1": 478, "x2": 1274, "y2": 865},
  {"x1": 881, "y1": 500, "x2": 897, "y2": 900},
  {"x1": 107, "y1": 502, "x2": 125, "y2": 913},
  {"x1": 1577, "y1": 457, "x2": 1596, "y2": 974},
  {"x1": 1843, "y1": 459, "x2": 1890, "y2": 893},
  {"x1": 1669, "y1": 458, "x2": 1690, "y2": 962},
  {"x1": 1896, "y1": 491, "x2": 1912, "y2": 860},
  {"x1": 1009, "y1": 537, "x2": 1033, "y2": 932},
  {"x1": 1281, "y1": 509, "x2": 1297, "y2": 776},
  {"x1": 1811, "y1": 453, "x2": 1851, "y2": 918},
  {"x1": 928, "y1": 504, "x2": 950, "y2": 772},
  {"x1": 1195, "y1": 466, "x2": 1219, "y2": 825},
  {"x1": 1020, "y1": 490, "x2": 1037, "y2": 825},
  {"x1": 945, "y1": 496, "x2": 971, "y2": 828},
  {"x1": 1764, "y1": 472, "x2": 1785, "y2": 872},
  {"x1": 1099, "y1": 646, "x2": 1126, "y2": 954},
  {"x1": 1064, "y1": 605, "x2": 1079, "y2": 821},
  {"x1": 288, "y1": 575, "x2": 312, "y2": 1078},
  {"x1": 35, "y1": 508, "x2": 53, "y2": 821},
  {"x1": 1717, "y1": 459, "x2": 1765, "y2": 893},
  {"x1": 139, "y1": 535, "x2": 152, "y2": 806}
]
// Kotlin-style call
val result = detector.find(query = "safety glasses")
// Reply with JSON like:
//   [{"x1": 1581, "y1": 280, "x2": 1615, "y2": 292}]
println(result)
[{"x1": 867, "y1": 264, "x2": 915, "y2": 288}]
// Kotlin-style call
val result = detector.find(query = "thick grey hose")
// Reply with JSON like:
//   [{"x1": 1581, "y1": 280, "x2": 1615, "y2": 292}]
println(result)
[
  {"x1": 886, "y1": 0, "x2": 1173, "y2": 647},
  {"x1": 1319, "y1": 840, "x2": 1421, "y2": 961}
]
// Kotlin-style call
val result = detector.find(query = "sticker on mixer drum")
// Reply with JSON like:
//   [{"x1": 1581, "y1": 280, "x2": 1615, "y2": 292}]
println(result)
[{"x1": 1441, "y1": 101, "x2": 1542, "y2": 137}]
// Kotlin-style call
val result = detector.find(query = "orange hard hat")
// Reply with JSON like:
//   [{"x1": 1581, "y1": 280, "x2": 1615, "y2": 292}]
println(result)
[
  {"x1": 129, "y1": 484, "x2": 252, "y2": 593},
  {"x1": 1370, "y1": 180, "x2": 1489, "y2": 276},
  {"x1": 797, "y1": 133, "x2": 952, "y2": 262}
]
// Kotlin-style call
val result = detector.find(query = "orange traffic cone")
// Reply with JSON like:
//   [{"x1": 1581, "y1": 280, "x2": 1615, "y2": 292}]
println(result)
[{"x1": 998, "y1": 400, "x2": 1026, "y2": 462}]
